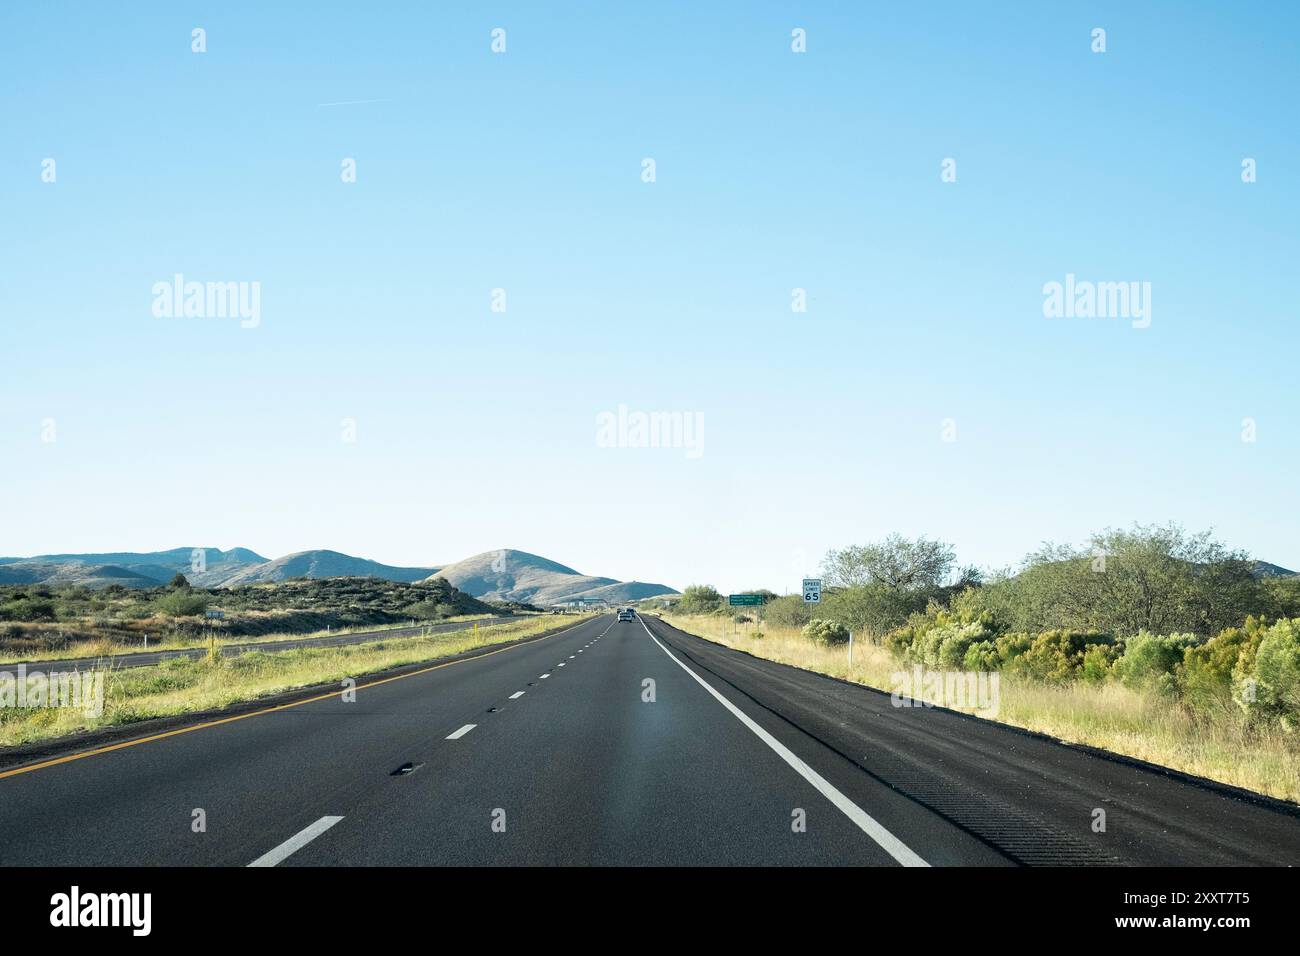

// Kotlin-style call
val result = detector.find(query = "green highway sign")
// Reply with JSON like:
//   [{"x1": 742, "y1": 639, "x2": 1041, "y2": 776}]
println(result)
[{"x1": 728, "y1": 594, "x2": 764, "y2": 607}]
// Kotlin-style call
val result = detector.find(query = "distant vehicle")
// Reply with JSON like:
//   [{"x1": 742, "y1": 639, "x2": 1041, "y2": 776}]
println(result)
[{"x1": 617, "y1": 608, "x2": 635, "y2": 622}]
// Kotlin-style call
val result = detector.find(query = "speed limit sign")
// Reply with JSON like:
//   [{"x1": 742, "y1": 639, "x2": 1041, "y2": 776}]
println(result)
[{"x1": 802, "y1": 578, "x2": 822, "y2": 603}]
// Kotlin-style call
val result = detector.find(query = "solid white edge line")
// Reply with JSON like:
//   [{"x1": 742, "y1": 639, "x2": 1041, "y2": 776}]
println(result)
[
  {"x1": 639, "y1": 618, "x2": 929, "y2": 868},
  {"x1": 446, "y1": 723, "x2": 477, "y2": 740},
  {"x1": 247, "y1": 815, "x2": 344, "y2": 867}
]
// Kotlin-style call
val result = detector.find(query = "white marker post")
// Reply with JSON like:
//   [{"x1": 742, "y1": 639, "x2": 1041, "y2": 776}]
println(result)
[{"x1": 848, "y1": 631, "x2": 853, "y2": 667}]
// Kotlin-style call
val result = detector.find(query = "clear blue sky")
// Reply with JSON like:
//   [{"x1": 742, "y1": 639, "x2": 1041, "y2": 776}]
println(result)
[{"x1": 2, "y1": 2, "x2": 1297, "y2": 593}]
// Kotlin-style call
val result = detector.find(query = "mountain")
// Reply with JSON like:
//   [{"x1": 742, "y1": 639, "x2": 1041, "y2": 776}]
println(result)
[
  {"x1": 425, "y1": 549, "x2": 678, "y2": 606},
  {"x1": 217, "y1": 550, "x2": 439, "y2": 587},
  {"x1": 0, "y1": 545, "x2": 674, "y2": 600},
  {"x1": 0, "y1": 547, "x2": 268, "y2": 588},
  {"x1": 0, "y1": 561, "x2": 161, "y2": 589},
  {"x1": 1253, "y1": 561, "x2": 1297, "y2": 578}
]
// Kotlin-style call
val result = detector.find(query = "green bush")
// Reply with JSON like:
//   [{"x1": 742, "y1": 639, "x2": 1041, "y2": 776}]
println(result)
[
  {"x1": 1114, "y1": 631, "x2": 1201, "y2": 694},
  {"x1": 886, "y1": 604, "x2": 997, "y2": 661},
  {"x1": 1080, "y1": 643, "x2": 1121, "y2": 683},
  {"x1": 1245, "y1": 619, "x2": 1300, "y2": 730},
  {"x1": 763, "y1": 595, "x2": 814, "y2": 628},
  {"x1": 1016, "y1": 630, "x2": 1116, "y2": 683},
  {"x1": 676, "y1": 584, "x2": 725, "y2": 615},
  {"x1": 1181, "y1": 618, "x2": 1267, "y2": 709},
  {"x1": 403, "y1": 600, "x2": 455, "y2": 620},
  {"x1": 153, "y1": 590, "x2": 211, "y2": 617},
  {"x1": 904, "y1": 616, "x2": 998, "y2": 668},
  {"x1": 961, "y1": 640, "x2": 1000, "y2": 671},
  {"x1": 0, "y1": 598, "x2": 58, "y2": 622},
  {"x1": 802, "y1": 619, "x2": 850, "y2": 646}
]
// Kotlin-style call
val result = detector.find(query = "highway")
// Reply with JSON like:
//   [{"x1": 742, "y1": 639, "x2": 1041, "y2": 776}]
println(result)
[
  {"x1": 1, "y1": 612, "x2": 1298, "y2": 866},
  {"x1": 5, "y1": 615, "x2": 518, "y2": 674}
]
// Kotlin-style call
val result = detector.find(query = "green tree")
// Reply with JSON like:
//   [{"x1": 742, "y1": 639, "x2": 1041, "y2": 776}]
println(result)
[
  {"x1": 676, "y1": 584, "x2": 724, "y2": 615},
  {"x1": 822, "y1": 534, "x2": 957, "y2": 590},
  {"x1": 1007, "y1": 524, "x2": 1262, "y2": 637},
  {"x1": 154, "y1": 590, "x2": 210, "y2": 617}
]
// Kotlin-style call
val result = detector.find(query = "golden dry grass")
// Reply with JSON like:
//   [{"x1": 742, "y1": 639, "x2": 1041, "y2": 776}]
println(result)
[{"x1": 0, "y1": 613, "x2": 505, "y2": 665}]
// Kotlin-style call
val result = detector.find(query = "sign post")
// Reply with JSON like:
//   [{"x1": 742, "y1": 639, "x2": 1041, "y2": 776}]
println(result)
[{"x1": 728, "y1": 594, "x2": 763, "y2": 637}]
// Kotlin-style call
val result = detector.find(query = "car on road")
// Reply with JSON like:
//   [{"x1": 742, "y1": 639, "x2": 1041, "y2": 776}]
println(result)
[{"x1": 617, "y1": 608, "x2": 635, "y2": 622}]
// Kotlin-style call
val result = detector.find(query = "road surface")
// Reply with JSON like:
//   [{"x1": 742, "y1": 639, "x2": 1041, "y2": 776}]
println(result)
[
  {"x1": 1, "y1": 613, "x2": 1298, "y2": 866},
  {"x1": 6, "y1": 616, "x2": 519, "y2": 674}
]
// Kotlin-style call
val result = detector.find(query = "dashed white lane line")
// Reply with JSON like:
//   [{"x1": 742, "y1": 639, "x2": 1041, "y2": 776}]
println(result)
[
  {"x1": 569, "y1": 655, "x2": 575, "y2": 659},
  {"x1": 446, "y1": 723, "x2": 477, "y2": 740},
  {"x1": 509, "y1": 691, "x2": 525, "y2": 699},
  {"x1": 540, "y1": 673, "x2": 550, "y2": 679},
  {"x1": 638, "y1": 617, "x2": 929, "y2": 868},
  {"x1": 558, "y1": 662, "x2": 566, "y2": 667},
  {"x1": 247, "y1": 816, "x2": 344, "y2": 867}
]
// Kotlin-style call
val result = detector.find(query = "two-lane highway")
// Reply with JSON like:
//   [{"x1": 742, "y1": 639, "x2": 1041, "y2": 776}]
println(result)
[{"x1": 1, "y1": 613, "x2": 1298, "y2": 866}]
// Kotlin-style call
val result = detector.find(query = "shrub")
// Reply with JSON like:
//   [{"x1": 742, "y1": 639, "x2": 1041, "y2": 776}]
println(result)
[
  {"x1": 1114, "y1": 631, "x2": 1201, "y2": 694},
  {"x1": 802, "y1": 619, "x2": 850, "y2": 646},
  {"x1": 1017, "y1": 630, "x2": 1116, "y2": 683},
  {"x1": 962, "y1": 640, "x2": 1000, "y2": 672},
  {"x1": 403, "y1": 600, "x2": 453, "y2": 621},
  {"x1": 153, "y1": 590, "x2": 211, "y2": 617},
  {"x1": 1245, "y1": 619, "x2": 1300, "y2": 730},
  {"x1": 906, "y1": 618, "x2": 998, "y2": 668},
  {"x1": 885, "y1": 603, "x2": 997, "y2": 661},
  {"x1": 1181, "y1": 618, "x2": 1267, "y2": 709},
  {"x1": 1080, "y1": 643, "x2": 1121, "y2": 683},
  {"x1": 676, "y1": 584, "x2": 725, "y2": 615},
  {"x1": 0, "y1": 598, "x2": 58, "y2": 622},
  {"x1": 763, "y1": 595, "x2": 814, "y2": 629}
]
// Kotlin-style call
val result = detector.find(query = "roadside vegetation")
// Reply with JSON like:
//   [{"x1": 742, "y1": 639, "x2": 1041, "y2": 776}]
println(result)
[
  {"x1": 661, "y1": 523, "x2": 1300, "y2": 803},
  {"x1": 0, "y1": 614, "x2": 591, "y2": 749},
  {"x1": 0, "y1": 575, "x2": 511, "y2": 662}
]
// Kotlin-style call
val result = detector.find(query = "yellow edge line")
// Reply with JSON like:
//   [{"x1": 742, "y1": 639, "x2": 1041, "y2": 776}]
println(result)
[{"x1": 0, "y1": 617, "x2": 595, "y2": 782}]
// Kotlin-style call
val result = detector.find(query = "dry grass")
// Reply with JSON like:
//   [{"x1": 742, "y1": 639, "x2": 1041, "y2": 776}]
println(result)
[
  {"x1": 0, "y1": 613, "x2": 505, "y2": 665},
  {"x1": 663, "y1": 613, "x2": 1300, "y2": 803},
  {"x1": 0, "y1": 614, "x2": 590, "y2": 748}
]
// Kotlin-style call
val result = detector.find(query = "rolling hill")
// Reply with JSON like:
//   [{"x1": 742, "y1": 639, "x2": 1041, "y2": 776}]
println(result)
[
  {"x1": 216, "y1": 550, "x2": 439, "y2": 586},
  {"x1": 425, "y1": 549, "x2": 678, "y2": 606},
  {"x1": 0, "y1": 548, "x2": 268, "y2": 588},
  {"x1": 0, "y1": 545, "x2": 675, "y2": 601}
]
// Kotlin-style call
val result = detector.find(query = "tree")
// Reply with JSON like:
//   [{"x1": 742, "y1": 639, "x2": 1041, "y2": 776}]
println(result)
[
  {"x1": 169, "y1": 572, "x2": 191, "y2": 589},
  {"x1": 676, "y1": 584, "x2": 723, "y2": 615},
  {"x1": 1010, "y1": 523, "x2": 1263, "y2": 637},
  {"x1": 822, "y1": 535, "x2": 957, "y2": 591}
]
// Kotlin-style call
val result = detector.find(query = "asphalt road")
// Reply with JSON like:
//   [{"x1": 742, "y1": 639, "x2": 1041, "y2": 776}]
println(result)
[
  {"x1": 6, "y1": 615, "x2": 519, "y2": 674},
  {"x1": 1, "y1": 613, "x2": 1298, "y2": 866}
]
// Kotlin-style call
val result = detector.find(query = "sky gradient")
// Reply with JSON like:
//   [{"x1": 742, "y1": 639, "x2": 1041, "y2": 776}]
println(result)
[{"x1": 2, "y1": 2, "x2": 1297, "y2": 593}]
